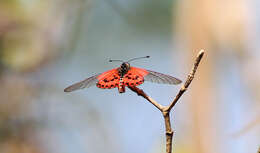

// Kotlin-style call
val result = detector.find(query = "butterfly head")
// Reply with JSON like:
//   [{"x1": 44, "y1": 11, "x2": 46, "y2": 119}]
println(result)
[
  {"x1": 109, "y1": 56, "x2": 149, "y2": 75},
  {"x1": 109, "y1": 56, "x2": 149, "y2": 77},
  {"x1": 120, "y1": 62, "x2": 131, "y2": 71}
]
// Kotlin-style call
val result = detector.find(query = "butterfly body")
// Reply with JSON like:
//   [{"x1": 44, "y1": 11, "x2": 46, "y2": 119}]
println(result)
[
  {"x1": 95, "y1": 62, "x2": 147, "y2": 93},
  {"x1": 64, "y1": 59, "x2": 182, "y2": 93}
]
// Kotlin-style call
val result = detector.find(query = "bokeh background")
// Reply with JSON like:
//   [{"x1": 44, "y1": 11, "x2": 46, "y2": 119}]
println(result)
[{"x1": 0, "y1": 0, "x2": 259, "y2": 153}]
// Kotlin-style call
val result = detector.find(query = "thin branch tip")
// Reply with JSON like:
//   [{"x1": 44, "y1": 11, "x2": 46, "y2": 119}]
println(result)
[
  {"x1": 199, "y1": 49, "x2": 205, "y2": 54},
  {"x1": 197, "y1": 50, "x2": 205, "y2": 59}
]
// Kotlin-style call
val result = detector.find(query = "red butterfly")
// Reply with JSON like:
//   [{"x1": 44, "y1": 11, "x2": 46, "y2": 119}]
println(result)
[{"x1": 64, "y1": 56, "x2": 182, "y2": 93}]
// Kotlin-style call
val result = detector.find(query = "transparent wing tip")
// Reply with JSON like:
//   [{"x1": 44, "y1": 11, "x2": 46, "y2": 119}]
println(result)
[
  {"x1": 175, "y1": 78, "x2": 182, "y2": 84},
  {"x1": 64, "y1": 86, "x2": 75, "y2": 92}
]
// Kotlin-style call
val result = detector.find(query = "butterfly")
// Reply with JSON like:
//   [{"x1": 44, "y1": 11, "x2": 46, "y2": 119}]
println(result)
[{"x1": 64, "y1": 56, "x2": 182, "y2": 93}]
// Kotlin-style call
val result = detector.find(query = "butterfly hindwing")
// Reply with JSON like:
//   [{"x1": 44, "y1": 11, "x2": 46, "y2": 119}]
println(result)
[{"x1": 96, "y1": 68, "x2": 120, "y2": 89}]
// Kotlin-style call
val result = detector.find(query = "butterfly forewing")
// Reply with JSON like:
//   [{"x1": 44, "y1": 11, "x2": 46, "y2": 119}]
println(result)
[
  {"x1": 124, "y1": 67, "x2": 181, "y2": 85},
  {"x1": 64, "y1": 74, "x2": 99, "y2": 92},
  {"x1": 144, "y1": 70, "x2": 182, "y2": 85}
]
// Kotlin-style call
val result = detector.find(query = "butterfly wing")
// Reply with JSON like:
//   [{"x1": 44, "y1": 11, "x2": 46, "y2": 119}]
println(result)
[
  {"x1": 126, "y1": 67, "x2": 182, "y2": 85},
  {"x1": 96, "y1": 68, "x2": 120, "y2": 89},
  {"x1": 64, "y1": 74, "x2": 99, "y2": 92},
  {"x1": 145, "y1": 70, "x2": 182, "y2": 85}
]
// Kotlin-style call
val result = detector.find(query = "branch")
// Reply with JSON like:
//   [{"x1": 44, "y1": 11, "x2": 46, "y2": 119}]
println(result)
[
  {"x1": 166, "y1": 50, "x2": 205, "y2": 111},
  {"x1": 129, "y1": 50, "x2": 205, "y2": 153}
]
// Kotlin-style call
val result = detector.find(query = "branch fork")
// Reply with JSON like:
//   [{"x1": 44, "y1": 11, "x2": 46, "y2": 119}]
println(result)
[{"x1": 128, "y1": 50, "x2": 205, "y2": 153}]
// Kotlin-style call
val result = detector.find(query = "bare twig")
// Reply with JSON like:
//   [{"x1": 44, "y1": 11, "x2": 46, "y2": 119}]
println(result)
[
  {"x1": 166, "y1": 49, "x2": 204, "y2": 111},
  {"x1": 129, "y1": 50, "x2": 205, "y2": 153}
]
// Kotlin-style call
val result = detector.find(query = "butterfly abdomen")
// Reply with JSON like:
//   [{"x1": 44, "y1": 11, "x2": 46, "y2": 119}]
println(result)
[{"x1": 118, "y1": 78, "x2": 125, "y2": 93}]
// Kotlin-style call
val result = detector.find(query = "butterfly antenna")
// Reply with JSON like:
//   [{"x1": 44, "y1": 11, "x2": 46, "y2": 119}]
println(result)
[
  {"x1": 127, "y1": 56, "x2": 150, "y2": 62},
  {"x1": 109, "y1": 59, "x2": 124, "y2": 63}
]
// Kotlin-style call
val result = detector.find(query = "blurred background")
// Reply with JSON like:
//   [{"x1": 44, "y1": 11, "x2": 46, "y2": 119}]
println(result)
[{"x1": 0, "y1": 0, "x2": 259, "y2": 153}]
